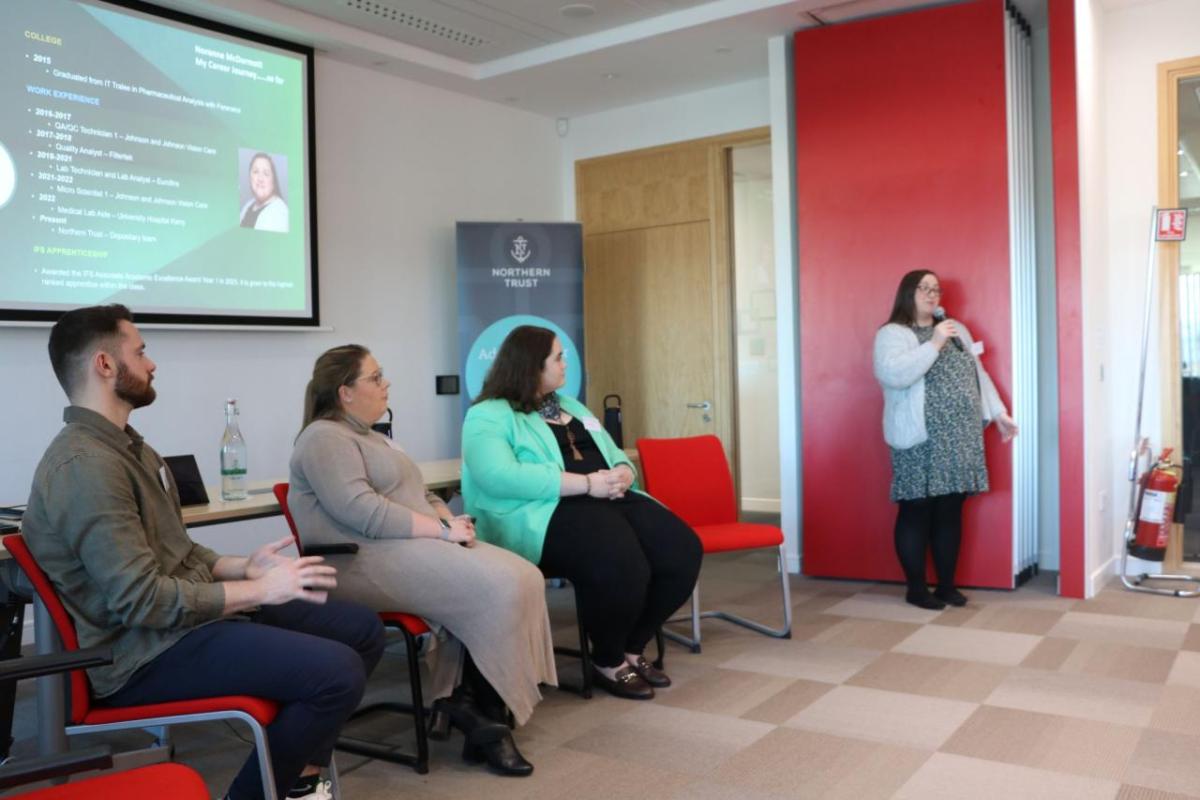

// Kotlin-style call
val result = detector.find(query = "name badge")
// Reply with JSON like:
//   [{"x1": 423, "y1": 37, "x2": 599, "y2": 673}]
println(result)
[
  {"x1": 582, "y1": 417, "x2": 602, "y2": 432},
  {"x1": 158, "y1": 465, "x2": 170, "y2": 491},
  {"x1": 971, "y1": 340, "x2": 985, "y2": 357}
]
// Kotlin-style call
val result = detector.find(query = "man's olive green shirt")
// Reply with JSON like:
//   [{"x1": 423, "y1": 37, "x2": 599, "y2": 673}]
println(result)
[{"x1": 22, "y1": 406, "x2": 226, "y2": 697}]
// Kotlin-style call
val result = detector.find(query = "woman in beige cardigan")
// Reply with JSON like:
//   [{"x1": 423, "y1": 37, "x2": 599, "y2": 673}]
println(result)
[{"x1": 288, "y1": 344, "x2": 556, "y2": 777}]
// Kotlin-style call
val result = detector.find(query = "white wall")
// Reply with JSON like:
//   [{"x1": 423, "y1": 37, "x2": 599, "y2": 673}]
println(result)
[
  {"x1": 1076, "y1": 0, "x2": 1110, "y2": 594},
  {"x1": 0, "y1": 55, "x2": 563, "y2": 555},
  {"x1": 1089, "y1": 0, "x2": 1200, "y2": 590},
  {"x1": 559, "y1": 77, "x2": 770, "y2": 219}
]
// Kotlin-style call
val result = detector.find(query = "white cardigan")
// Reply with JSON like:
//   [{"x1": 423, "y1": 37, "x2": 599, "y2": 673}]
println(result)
[
  {"x1": 239, "y1": 194, "x2": 289, "y2": 233},
  {"x1": 872, "y1": 320, "x2": 1007, "y2": 450}
]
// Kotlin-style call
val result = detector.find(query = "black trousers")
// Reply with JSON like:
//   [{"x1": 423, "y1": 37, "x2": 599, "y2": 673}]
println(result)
[
  {"x1": 893, "y1": 493, "x2": 966, "y2": 595},
  {"x1": 104, "y1": 599, "x2": 386, "y2": 800},
  {"x1": 539, "y1": 495, "x2": 702, "y2": 668}
]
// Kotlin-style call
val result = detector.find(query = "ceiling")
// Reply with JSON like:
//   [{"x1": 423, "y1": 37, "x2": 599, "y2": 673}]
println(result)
[{"x1": 159, "y1": 0, "x2": 1050, "y2": 118}]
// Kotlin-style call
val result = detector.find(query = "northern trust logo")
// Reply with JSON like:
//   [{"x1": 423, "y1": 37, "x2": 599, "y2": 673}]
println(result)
[{"x1": 510, "y1": 235, "x2": 531, "y2": 264}]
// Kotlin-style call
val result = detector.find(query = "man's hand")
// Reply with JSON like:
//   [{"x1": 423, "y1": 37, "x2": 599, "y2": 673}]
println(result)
[
  {"x1": 244, "y1": 535, "x2": 296, "y2": 581},
  {"x1": 257, "y1": 556, "x2": 337, "y2": 605}
]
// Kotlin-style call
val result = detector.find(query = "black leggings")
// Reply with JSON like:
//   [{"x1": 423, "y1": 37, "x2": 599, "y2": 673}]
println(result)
[
  {"x1": 539, "y1": 495, "x2": 702, "y2": 668},
  {"x1": 894, "y1": 493, "x2": 966, "y2": 595}
]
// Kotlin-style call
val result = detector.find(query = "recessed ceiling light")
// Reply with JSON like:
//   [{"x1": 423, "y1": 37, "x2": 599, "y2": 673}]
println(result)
[
  {"x1": 1183, "y1": 170, "x2": 1191, "y2": 178},
  {"x1": 602, "y1": 72, "x2": 619, "y2": 80},
  {"x1": 561, "y1": 3, "x2": 595, "y2": 18}
]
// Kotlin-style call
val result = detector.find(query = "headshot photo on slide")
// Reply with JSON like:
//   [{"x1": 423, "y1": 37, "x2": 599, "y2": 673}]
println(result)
[
  {"x1": 237, "y1": 148, "x2": 289, "y2": 233},
  {"x1": 0, "y1": 142, "x2": 16, "y2": 210}
]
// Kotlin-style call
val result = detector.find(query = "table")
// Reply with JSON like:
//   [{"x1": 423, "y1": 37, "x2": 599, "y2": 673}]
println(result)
[{"x1": 0, "y1": 458, "x2": 466, "y2": 548}]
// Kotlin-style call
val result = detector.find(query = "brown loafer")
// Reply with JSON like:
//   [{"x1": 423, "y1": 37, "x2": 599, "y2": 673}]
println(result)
[
  {"x1": 628, "y1": 655, "x2": 671, "y2": 688},
  {"x1": 592, "y1": 664, "x2": 655, "y2": 700}
]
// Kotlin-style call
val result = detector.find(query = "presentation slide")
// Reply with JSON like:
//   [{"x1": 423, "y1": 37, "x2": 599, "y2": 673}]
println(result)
[{"x1": 0, "y1": 0, "x2": 316, "y2": 324}]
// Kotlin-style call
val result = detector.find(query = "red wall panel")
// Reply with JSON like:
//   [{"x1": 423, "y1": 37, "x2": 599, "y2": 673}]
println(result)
[
  {"x1": 797, "y1": 0, "x2": 1014, "y2": 587},
  {"x1": 1048, "y1": 0, "x2": 1085, "y2": 598}
]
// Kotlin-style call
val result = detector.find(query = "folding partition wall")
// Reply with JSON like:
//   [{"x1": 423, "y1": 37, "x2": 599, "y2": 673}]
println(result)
[{"x1": 797, "y1": 0, "x2": 1039, "y2": 589}]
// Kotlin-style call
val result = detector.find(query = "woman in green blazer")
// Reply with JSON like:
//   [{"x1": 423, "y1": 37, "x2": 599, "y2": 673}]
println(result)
[{"x1": 462, "y1": 325, "x2": 702, "y2": 701}]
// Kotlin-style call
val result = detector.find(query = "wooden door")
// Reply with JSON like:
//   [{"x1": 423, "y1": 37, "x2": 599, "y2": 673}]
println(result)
[
  {"x1": 583, "y1": 222, "x2": 716, "y2": 444},
  {"x1": 576, "y1": 130, "x2": 766, "y2": 459}
]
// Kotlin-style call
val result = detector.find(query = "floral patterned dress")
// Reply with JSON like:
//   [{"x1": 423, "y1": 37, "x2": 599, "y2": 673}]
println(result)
[{"x1": 889, "y1": 325, "x2": 990, "y2": 502}]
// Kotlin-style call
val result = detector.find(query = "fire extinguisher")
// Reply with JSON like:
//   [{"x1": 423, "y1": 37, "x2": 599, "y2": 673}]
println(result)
[{"x1": 1129, "y1": 448, "x2": 1183, "y2": 561}]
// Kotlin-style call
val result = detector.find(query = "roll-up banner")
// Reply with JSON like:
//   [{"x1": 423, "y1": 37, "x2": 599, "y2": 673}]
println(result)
[{"x1": 456, "y1": 222, "x2": 585, "y2": 414}]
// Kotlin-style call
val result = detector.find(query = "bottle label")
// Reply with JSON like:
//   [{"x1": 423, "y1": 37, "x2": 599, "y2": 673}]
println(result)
[{"x1": 221, "y1": 468, "x2": 247, "y2": 476}]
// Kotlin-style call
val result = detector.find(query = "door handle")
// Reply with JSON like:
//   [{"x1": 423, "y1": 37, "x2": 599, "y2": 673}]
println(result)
[{"x1": 686, "y1": 401, "x2": 712, "y2": 410}]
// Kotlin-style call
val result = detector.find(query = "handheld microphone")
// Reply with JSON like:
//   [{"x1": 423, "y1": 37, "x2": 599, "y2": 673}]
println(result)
[{"x1": 933, "y1": 306, "x2": 964, "y2": 351}]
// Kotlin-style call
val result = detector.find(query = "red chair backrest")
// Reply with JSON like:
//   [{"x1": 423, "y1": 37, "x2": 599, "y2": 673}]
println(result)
[
  {"x1": 636, "y1": 435, "x2": 736, "y2": 528},
  {"x1": 272, "y1": 483, "x2": 302, "y2": 552},
  {"x1": 3, "y1": 534, "x2": 94, "y2": 724}
]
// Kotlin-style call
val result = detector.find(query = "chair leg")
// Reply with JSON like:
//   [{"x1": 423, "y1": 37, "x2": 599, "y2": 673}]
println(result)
[
  {"x1": 403, "y1": 627, "x2": 429, "y2": 774},
  {"x1": 249, "y1": 719, "x2": 278, "y2": 800},
  {"x1": 335, "y1": 624, "x2": 430, "y2": 774},
  {"x1": 663, "y1": 585, "x2": 703, "y2": 653},
  {"x1": 551, "y1": 582, "x2": 593, "y2": 699},
  {"x1": 576, "y1": 593, "x2": 593, "y2": 699},
  {"x1": 664, "y1": 545, "x2": 793, "y2": 648},
  {"x1": 651, "y1": 627, "x2": 666, "y2": 671},
  {"x1": 327, "y1": 755, "x2": 341, "y2": 799}
]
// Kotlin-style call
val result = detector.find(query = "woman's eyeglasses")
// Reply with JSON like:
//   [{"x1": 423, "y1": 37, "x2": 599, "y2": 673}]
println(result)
[
  {"x1": 917, "y1": 285, "x2": 943, "y2": 297},
  {"x1": 353, "y1": 370, "x2": 385, "y2": 386}
]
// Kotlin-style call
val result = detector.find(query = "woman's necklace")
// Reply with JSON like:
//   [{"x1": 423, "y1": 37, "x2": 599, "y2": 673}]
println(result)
[
  {"x1": 537, "y1": 393, "x2": 562, "y2": 421},
  {"x1": 538, "y1": 394, "x2": 582, "y2": 460}
]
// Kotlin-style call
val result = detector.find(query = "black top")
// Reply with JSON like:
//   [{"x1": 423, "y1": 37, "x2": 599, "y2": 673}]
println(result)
[{"x1": 547, "y1": 417, "x2": 608, "y2": 474}]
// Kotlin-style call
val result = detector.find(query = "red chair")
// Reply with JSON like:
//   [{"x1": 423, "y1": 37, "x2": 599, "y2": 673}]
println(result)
[
  {"x1": 10, "y1": 762, "x2": 210, "y2": 799},
  {"x1": 636, "y1": 435, "x2": 792, "y2": 651},
  {"x1": 273, "y1": 483, "x2": 432, "y2": 774},
  {"x1": 2, "y1": 534, "x2": 281, "y2": 800},
  {"x1": 0, "y1": 646, "x2": 210, "y2": 799}
]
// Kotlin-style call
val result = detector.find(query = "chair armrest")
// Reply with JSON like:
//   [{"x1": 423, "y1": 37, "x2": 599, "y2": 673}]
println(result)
[
  {"x1": 0, "y1": 647, "x2": 112, "y2": 683},
  {"x1": 303, "y1": 543, "x2": 360, "y2": 556},
  {"x1": 0, "y1": 745, "x2": 113, "y2": 789}
]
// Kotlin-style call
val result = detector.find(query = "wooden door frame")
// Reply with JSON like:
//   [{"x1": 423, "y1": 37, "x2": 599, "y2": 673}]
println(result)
[
  {"x1": 1159, "y1": 56, "x2": 1200, "y2": 570},
  {"x1": 575, "y1": 126, "x2": 769, "y2": 501}
]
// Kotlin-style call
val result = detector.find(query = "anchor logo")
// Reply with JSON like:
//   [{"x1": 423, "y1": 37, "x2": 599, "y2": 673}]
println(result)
[{"x1": 510, "y1": 235, "x2": 532, "y2": 264}]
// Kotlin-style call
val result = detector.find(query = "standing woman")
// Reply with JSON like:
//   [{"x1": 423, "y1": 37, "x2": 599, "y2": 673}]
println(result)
[
  {"x1": 873, "y1": 270, "x2": 1018, "y2": 609},
  {"x1": 462, "y1": 326, "x2": 702, "y2": 700},
  {"x1": 288, "y1": 345, "x2": 557, "y2": 776}
]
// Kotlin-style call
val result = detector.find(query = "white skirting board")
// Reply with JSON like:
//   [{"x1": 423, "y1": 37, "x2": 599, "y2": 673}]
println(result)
[{"x1": 741, "y1": 497, "x2": 781, "y2": 514}]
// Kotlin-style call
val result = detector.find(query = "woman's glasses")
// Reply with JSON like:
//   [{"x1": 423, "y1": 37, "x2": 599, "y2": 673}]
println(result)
[
  {"x1": 917, "y1": 284, "x2": 943, "y2": 297},
  {"x1": 353, "y1": 370, "x2": 385, "y2": 387}
]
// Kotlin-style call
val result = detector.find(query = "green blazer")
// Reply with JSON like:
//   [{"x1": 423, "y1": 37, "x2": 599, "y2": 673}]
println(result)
[{"x1": 461, "y1": 394, "x2": 636, "y2": 564}]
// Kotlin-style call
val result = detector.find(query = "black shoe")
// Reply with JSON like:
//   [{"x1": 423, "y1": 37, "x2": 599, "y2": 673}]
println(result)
[
  {"x1": 427, "y1": 704, "x2": 452, "y2": 741},
  {"x1": 628, "y1": 655, "x2": 671, "y2": 688},
  {"x1": 935, "y1": 587, "x2": 968, "y2": 607},
  {"x1": 462, "y1": 728, "x2": 534, "y2": 777},
  {"x1": 593, "y1": 664, "x2": 655, "y2": 700},
  {"x1": 434, "y1": 696, "x2": 509, "y2": 739},
  {"x1": 905, "y1": 591, "x2": 946, "y2": 610}
]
